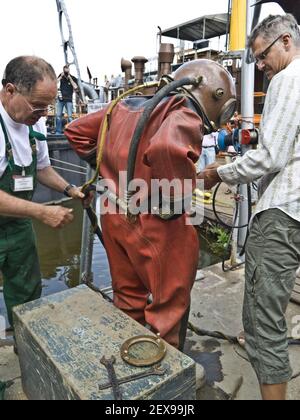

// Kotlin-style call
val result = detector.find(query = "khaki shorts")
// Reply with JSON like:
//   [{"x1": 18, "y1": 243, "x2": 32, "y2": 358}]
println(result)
[{"x1": 243, "y1": 209, "x2": 300, "y2": 385}]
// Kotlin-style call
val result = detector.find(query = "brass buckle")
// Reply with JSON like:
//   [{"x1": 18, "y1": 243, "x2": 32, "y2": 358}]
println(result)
[{"x1": 120, "y1": 334, "x2": 167, "y2": 367}]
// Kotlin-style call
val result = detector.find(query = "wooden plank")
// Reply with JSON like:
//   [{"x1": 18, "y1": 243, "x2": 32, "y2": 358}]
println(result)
[{"x1": 13, "y1": 286, "x2": 195, "y2": 400}]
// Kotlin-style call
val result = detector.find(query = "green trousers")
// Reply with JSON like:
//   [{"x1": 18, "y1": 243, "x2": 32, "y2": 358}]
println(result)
[{"x1": 0, "y1": 220, "x2": 41, "y2": 327}]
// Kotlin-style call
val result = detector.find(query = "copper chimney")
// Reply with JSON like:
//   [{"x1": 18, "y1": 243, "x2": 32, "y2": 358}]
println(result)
[
  {"x1": 131, "y1": 56, "x2": 148, "y2": 86},
  {"x1": 158, "y1": 43, "x2": 175, "y2": 79},
  {"x1": 121, "y1": 58, "x2": 133, "y2": 91}
]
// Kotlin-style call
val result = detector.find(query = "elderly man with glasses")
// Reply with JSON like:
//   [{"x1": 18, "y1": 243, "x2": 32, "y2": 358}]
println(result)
[
  {"x1": 199, "y1": 14, "x2": 300, "y2": 400},
  {"x1": 0, "y1": 56, "x2": 84, "y2": 332}
]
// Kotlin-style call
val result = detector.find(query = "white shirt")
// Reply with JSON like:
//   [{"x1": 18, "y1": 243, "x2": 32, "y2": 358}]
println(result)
[
  {"x1": 0, "y1": 100, "x2": 50, "y2": 177},
  {"x1": 218, "y1": 58, "x2": 300, "y2": 223},
  {"x1": 202, "y1": 132, "x2": 218, "y2": 147}
]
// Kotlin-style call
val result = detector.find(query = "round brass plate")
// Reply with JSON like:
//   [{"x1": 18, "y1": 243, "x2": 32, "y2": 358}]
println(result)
[{"x1": 120, "y1": 335, "x2": 167, "y2": 367}]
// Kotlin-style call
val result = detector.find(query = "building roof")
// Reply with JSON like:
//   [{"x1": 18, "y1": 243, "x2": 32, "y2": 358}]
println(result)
[
  {"x1": 252, "y1": 1, "x2": 300, "y2": 24},
  {"x1": 160, "y1": 13, "x2": 230, "y2": 42}
]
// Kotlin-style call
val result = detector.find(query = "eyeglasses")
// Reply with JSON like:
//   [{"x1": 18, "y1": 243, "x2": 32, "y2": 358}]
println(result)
[
  {"x1": 254, "y1": 34, "x2": 285, "y2": 64},
  {"x1": 14, "y1": 87, "x2": 50, "y2": 116},
  {"x1": 21, "y1": 96, "x2": 50, "y2": 116}
]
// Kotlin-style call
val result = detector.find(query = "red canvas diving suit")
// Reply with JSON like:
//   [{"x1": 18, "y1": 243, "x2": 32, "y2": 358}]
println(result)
[{"x1": 65, "y1": 95, "x2": 203, "y2": 348}]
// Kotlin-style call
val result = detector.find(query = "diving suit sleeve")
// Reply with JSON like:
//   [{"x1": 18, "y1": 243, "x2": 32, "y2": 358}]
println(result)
[{"x1": 64, "y1": 109, "x2": 106, "y2": 168}]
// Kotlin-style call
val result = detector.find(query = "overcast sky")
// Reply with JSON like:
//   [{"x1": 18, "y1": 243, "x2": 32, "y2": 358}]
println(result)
[{"x1": 1, "y1": 0, "x2": 283, "y2": 85}]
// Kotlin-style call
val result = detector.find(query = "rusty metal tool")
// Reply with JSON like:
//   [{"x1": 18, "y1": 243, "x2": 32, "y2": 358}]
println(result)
[
  {"x1": 99, "y1": 364, "x2": 167, "y2": 391},
  {"x1": 100, "y1": 356, "x2": 123, "y2": 400}
]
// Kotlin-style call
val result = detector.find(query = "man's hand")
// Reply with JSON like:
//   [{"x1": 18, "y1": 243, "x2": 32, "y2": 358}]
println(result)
[
  {"x1": 205, "y1": 162, "x2": 221, "y2": 171},
  {"x1": 198, "y1": 167, "x2": 222, "y2": 190},
  {"x1": 82, "y1": 190, "x2": 95, "y2": 209},
  {"x1": 38, "y1": 206, "x2": 74, "y2": 229},
  {"x1": 67, "y1": 185, "x2": 94, "y2": 209},
  {"x1": 197, "y1": 162, "x2": 220, "y2": 176},
  {"x1": 67, "y1": 186, "x2": 85, "y2": 200}
]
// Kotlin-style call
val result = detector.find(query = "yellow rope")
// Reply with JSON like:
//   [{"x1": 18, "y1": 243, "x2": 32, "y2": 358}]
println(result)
[{"x1": 82, "y1": 81, "x2": 159, "y2": 191}]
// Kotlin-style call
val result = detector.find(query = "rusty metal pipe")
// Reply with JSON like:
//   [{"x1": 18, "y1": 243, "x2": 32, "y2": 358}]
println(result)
[
  {"x1": 121, "y1": 58, "x2": 133, "y2": 91},
  {"x1": 158, "y1": 43, "x2": 175, "y2": 79},
  {"x1": 132, "y1": 56, "x2": 148, "y2": 86}
]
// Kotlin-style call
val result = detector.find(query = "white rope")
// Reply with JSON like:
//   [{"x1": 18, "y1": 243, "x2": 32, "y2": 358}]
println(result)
[
  {"x1": 51, "y1": 165, "x2": 86, "y2": 175},
  {"x1": 50, "y1": 158, "x2": 87, "y2": 170}
]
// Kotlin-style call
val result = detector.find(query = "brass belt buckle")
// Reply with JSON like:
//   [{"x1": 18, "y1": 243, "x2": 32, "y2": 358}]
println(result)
[{"x1": 120, "y1": 334, "x2": 167, "y2": 367}]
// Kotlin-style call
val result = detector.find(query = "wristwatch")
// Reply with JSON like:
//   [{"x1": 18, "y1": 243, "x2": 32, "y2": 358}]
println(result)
[{"x1": 63, "y1": 184, "x2": 76, "y2": 197}]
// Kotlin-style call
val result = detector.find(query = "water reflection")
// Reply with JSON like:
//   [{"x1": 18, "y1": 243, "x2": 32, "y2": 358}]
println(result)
[
  {"x1": 35, "y1": 200, "x2": 112, "y2": 294},
  {"x1": 34, "y1": 200, "x2": 83, "y2": 286},
  {"x1": 0, "y1": 200, "x2": 111, "y2": 324}
]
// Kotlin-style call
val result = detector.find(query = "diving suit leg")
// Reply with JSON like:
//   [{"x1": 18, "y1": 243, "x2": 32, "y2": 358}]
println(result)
[{"x1": 102, "y1": 214, "x2": 199, "y2": 349}]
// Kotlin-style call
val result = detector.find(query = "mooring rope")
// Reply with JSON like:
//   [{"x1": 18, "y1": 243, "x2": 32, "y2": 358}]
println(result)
[{"x1": 50, "y1": 157, "x2": 87, "y2": 170}]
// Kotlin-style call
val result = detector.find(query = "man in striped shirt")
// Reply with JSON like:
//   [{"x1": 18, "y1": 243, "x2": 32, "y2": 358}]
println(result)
[{"x1": 199, "y1": 14, "x2": 300, "y2": 400}]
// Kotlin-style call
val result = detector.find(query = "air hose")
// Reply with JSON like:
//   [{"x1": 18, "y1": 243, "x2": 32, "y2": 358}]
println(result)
[
  {"x1": 82, "y1": 184, "x2": 104, "y2": 246},
  {"x1": 212, "y1": 183, "x2": 252, "y2": 230},
  {"x1": 188, "y1": 323, "x2": 300, "y2": 347},
  {"x1": 211, "y1": 182, "x2": 252, "y2": 272}
]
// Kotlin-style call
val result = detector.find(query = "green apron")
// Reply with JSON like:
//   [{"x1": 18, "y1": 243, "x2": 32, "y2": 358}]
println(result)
[{"x1": 0, "y1": 114, "x2": 46, "y2": 326}]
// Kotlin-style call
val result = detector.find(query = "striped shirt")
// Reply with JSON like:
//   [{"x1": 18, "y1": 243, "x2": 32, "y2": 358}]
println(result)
[{"x1": 218, "y1": 58, "x2": 300, "y2": 223}]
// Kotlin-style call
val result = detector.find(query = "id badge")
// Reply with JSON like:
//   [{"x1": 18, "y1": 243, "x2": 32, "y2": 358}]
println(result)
[{"x1": 13, "y1": 175, "x2": 34, "y2": 192}]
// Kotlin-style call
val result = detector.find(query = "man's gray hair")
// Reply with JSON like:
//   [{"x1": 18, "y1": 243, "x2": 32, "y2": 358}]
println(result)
[
  {"x1": 248, "y1": 14, "x2": 300, "y2": 49},
  {"x1": 2, "y1": 56, "x2": 56, "y2": 94}
]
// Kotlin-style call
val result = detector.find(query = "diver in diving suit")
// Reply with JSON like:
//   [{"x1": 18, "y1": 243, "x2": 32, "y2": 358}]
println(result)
[{"x1": 65, "y1": 59, "x2": 236, "y2": 350}]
